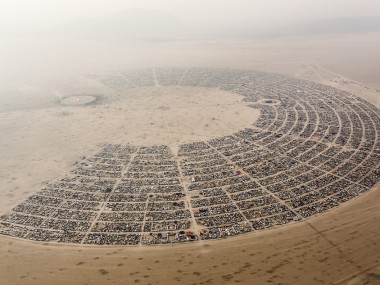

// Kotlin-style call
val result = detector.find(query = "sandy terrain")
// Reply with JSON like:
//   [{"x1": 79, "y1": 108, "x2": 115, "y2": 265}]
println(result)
[
  {"x1": 0, "y1": 184, "x2": 378, "y2": 285},
  {"x1": 0, "y1": 33, "x2": 379, "y2": 285},
  {"x1": 0, "y1": 86, "x2": 257, "y2": 212}
]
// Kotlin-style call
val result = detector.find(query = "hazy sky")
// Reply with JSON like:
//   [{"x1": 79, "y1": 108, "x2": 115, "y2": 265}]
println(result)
[{"x1": 1, "y1": 0, "x2": 380, "y2": 32}]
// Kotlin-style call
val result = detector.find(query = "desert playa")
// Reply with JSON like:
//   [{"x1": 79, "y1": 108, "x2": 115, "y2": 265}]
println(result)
[
  {"x1": 0, "y1": 186, "x2": 379, "y2": 285},
  {"x1": 0, "y1": 33, "x2": 379, "y2": 285}
]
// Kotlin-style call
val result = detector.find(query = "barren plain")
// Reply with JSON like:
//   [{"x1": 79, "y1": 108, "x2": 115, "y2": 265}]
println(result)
[{"x1": 0, "y1": 33, "x2": 379, "y2": 284}]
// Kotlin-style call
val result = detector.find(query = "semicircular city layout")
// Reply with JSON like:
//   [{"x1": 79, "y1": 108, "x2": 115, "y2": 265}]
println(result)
[{"x1": 1, "y1": 67, "x2": 379, "y2": 246}]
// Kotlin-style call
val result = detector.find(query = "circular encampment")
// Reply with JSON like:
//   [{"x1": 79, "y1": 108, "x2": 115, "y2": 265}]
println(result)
[{"x1": 0, "y1": 68, "x2": 379, "y2": 246}]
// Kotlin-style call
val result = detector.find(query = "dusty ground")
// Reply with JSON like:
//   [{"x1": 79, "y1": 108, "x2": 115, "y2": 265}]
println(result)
[
  {"x1": 0, "y1": 185, "x2": 379, "y2": 285},
  {"x1": 0, "y1": 86, "x2": 257, "y2": 212},
  {"x1": 0, "y1": 33, "x2": 379, "y2": 285}
]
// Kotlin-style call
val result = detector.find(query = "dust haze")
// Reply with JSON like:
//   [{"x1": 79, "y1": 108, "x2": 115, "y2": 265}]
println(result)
[
  {"x1": 1, "y1": 1, "x2": 380, "y2": 285},
  {"x1": 1, "y1": 0, "x2": 380, "y2": 99}
]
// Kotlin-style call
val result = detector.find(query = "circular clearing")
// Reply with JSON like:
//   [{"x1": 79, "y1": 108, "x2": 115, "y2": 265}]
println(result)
[
  {"x1": 60, "y1": 95, "x2": 97, "y2": 106},
  {"x1": 54, "y1": 86, "x2": 260, "y2": 146}
]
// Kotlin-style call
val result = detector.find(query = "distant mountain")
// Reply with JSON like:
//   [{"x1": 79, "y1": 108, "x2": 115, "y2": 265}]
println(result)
[
  {"x1": 303, "y1": 15, "x2": 380, "y2": 34},
  {"x1": 264, "y1": 15, "x2": 380, "y2": 38},
  {"x1": 34, "y1": 12, "x2": 380, "y2": 40},
  {"x1": 49, "y1": 9, "x2": 197, "y2": 41}
]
